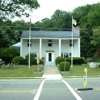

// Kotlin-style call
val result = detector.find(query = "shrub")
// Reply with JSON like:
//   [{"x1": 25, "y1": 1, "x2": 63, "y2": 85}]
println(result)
[
  {"x1": 25, "y1": 53, "x2": 37, "y2": 65},
  {"x1": 55, "y1": 56, "x2": 87, "y2": 65},
  {"x1": 55, "y1": 56, "x2": 64, "y2": 65},
  {"x1": 40, "y1": 59, "x2": 44, "y2": 65},
  {"x1": 59, "y1": 61, "x2": 70, "y2": 71},
  {"x1": 12, "y1": 56, "x2": 24, "y2": 65}
]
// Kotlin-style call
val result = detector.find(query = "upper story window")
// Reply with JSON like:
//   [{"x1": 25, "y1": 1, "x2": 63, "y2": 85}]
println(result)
[
  {"x1": 48, "y1": 40, "x2": 52, "y2": 47},
  {"x1": 27, "y1": 40, "x2": 32, "y2": 47},
  {"x1": 69, "y1": 40, "x2": 74, "y2": 47}
]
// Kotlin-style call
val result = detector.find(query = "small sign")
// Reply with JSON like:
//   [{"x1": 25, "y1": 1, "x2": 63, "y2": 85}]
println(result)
[{"x1": 83, "y1": 68, "x2": 87, "y2": 88}]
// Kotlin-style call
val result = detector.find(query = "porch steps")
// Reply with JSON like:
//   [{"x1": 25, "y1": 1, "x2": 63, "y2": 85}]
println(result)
[{"x1": 44, "y1": 62, "x2": 56, "y2": 66}]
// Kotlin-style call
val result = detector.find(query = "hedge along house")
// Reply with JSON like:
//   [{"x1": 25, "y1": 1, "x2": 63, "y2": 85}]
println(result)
[{"x1": 20, "y1": 31, "x2": 80, "y2": 66}]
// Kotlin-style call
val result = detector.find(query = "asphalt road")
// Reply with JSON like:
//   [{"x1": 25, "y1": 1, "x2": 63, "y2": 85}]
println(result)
[{"x1": 0, "y1": 78, "x2": 100, "y2": 100}]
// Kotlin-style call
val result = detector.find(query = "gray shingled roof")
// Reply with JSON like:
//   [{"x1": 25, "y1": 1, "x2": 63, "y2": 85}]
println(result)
[{"x1": 21, "y1": 31, "x2": 79, "y2": 38}]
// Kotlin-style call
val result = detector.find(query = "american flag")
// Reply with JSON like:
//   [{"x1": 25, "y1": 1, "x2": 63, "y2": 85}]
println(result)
[
  {"x1": 30, "y1": 17, "x2": 32, "y2": 26},
  {"x1": 72, "y1": 26, "x2": 77, "y2": 33}
]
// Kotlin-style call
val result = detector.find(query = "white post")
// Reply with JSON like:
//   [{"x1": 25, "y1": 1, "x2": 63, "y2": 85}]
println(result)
[
  {"x1": 20, "y1": 38, "x2": 23, "y2": 57},
  {"x1": 40, "y1": 38, "x2": 42, "y2": 59},
  {"x1": 78, "y1": 39, "x2": 80, "y2": 57},
  {"x1": 28, "y1": 26, "x2": 31, "y2": 68},
  {"x1": 71, "y1": 16, "x2": 73, "y2": 68},
  {"x1": 59, "y1": 39, "x2": 61, "y2": 56}
]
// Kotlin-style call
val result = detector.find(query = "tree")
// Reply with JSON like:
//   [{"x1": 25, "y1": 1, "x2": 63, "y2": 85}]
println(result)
[
  {"x1": 80, "y1": 30, "x2": 95, "y2": 58},
  {"x1": 1, "y1": 47, "x2": 19, "y2": 63},
  {"x1": 87, "y1": 3, "x2": 100, "y2": 28},
  {"x1": 91, "y1": 26, "x2": 100, "y2": 47},
  {"x1": 0, "y1": 29, "x2": 10, "y2": 47},
  {"x1": 51, "y1": 9, "x2": 66, "y2": 21},
  {"x1": 0, "y1": 0, "x2": 40, "y2": 20}
]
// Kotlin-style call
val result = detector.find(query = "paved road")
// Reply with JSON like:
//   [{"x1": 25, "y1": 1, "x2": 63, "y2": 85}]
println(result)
[
  {"x1": 0, "y1": 78, "x2": 100, "y2": 100},
  {"x1": 0, "y1": 79, "x2": 42, "y2": 100}
]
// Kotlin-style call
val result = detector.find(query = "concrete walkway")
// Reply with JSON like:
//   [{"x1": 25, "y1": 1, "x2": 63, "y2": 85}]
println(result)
[{"x1": 43, "y1": 66, "x2": 62, "y2": 80}]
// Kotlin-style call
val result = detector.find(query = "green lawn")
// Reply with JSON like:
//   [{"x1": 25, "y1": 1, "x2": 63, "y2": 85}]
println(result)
[
  {"x1": 0, "y1": 65, "x2": 44, "y2": 78},
  {"x1": 0, "y1": 64, "x2": 100, "y2": 79},
  {"x1": 60, "y1": 64, "x2": 100, "y2": 78}
]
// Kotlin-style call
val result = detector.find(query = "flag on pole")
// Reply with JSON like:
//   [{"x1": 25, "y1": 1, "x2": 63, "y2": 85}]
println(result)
[
  {"x1": 30, "y1": 17, "x2": 32, "y2": 27},
  {"x1": 72, "y1": 26, "x2": 77, "y2": 33},
  {"x1": 72, "y1": 18, "x2": 77, "y2": 33},
  {"x1": 71, "y1": 17, "x2": 77, "y2": 68},
  {"x1": 72, "y1": 19, "x2": 77, "y2": 25}
]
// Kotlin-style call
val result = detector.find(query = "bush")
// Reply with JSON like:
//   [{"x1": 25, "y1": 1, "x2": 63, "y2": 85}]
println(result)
[
  {"x1": 72, "y1": 57, "x2": 87, "y2": 64},
  {"x1": 55, "y1": 56, "x2": 64, "y2": 65},
  {"x1": 12, "y1": 56, "x2": 24, "y2": 65},
  {"x1": 25, "y1": 53, "x2": 37, "y2": 65},
  {"x1": 55, "y1": 56, "x2": 87, "y2": 65},
  {"x1": 40, "y1": 59, "x2": 44, "y2": 65},
  {"x1": 59, "y1": 61, "x2": 70, "y2": 71}
]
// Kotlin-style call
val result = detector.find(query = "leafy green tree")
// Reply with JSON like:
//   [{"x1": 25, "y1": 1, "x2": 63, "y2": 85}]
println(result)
[
  {"x1": 0, "y1": 0, "x2": 40, "y2": 20},
  {"x1": 87, "y1": 3, "x2": 100, "y2": 28},
  {"x1": 72, "y1": 4, "x2": 100, "y2": 58},
  {"x1": 1, "y1": 47, "x2": 19, "y2": 63},
  {"x1": 51, "y1": 9, "x2": 66, "y2": 20},
  {"x1": 91, "y1": 26, "x2": 100, "y2": 47},
  {"x1": 0, "y1": 29, "x2": 10, "y2": 47}
]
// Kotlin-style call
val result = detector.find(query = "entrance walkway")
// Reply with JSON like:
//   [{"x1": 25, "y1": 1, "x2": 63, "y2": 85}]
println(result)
[{"x1": 42, "y1": 66, "x2": 62, "y2": 79}]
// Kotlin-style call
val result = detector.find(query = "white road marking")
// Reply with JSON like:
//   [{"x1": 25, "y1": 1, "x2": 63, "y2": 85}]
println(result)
[
  {"x1": 62, "y1": 79, "x2": 82, "y2": 100},
  {"x1": 33, "y1": 79, "x2": 45, "y2": 100}
]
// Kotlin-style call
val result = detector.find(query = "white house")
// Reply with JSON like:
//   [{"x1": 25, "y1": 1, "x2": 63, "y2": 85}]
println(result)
[{"x1": 20, "y1": 31, "x2": 80, "y2": 66}]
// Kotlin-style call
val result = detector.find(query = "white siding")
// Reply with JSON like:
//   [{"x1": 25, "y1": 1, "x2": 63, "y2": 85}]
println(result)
[{"x1": 21, "y1": 38, "x2": 80, "y2": 59}]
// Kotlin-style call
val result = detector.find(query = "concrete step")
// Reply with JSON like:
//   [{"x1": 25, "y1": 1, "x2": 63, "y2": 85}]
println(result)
[{"x1": 44, "y1": 62, "x2": 56, "y2": 66}]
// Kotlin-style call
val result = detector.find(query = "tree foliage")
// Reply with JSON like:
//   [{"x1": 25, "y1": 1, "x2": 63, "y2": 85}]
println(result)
[
  {"x1": 0, "y1": 47, "x2": 19, "y2": 63},
  {"x1": 0, "y1": 0, "x2": 40, "y2": 20},
  {"x1": 91, "y1": 26, "x2": 100, "y2": 47}
]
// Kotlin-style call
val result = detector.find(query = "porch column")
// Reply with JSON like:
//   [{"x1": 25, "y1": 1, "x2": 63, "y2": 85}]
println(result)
[
  {"x1": 59, "y1": 39, "x2": 61, "y2": 56},
  {"x1": 20, "y1": 38, "x2": 23, "y2": 57},
  {"x1": 39, "y1": 38, "x2": 42, "y2": 59},
  {"x1": 78, "y1": 38, "x2": 80, "y2": 57}
]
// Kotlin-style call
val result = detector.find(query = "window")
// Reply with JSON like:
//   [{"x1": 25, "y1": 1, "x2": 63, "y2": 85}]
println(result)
[
  {"x1": 27, "y1": 40, "x2": 32, "y2": 47},
  {"x1": 69, "y1": 40, "x2": 74, "y2": 47},
  {"x1": 69, "y1": 53, "x2": 71, "y2": 57},
  {"x1": 48, "y1": 40, "x2": 52, "y2": 47},
  {"x1": 61, "y1": 52, "x2": 71, "y2": 58},
  {"x1": 61, "y1": 53, "x2": 63, "y2": 57},
  {"x1": 64, "y1": 53, "x2": 68, "y2": 58}
]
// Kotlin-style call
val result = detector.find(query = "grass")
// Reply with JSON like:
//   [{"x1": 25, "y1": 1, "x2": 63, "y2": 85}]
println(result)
[
  {"x1": 0, "y1": 64, "x2": 100, "y2": 79},
  {"x1": 0, "y1": 65, "x2": 44, "y2": 78},
  {"x1": 60, "y1": 64, "x2": 100, "y2": 78}
]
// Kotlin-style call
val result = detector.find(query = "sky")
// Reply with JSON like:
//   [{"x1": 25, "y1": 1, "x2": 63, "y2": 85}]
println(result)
[{"x1": 12, "y1": 0, "x2": 100, "y2": 23}]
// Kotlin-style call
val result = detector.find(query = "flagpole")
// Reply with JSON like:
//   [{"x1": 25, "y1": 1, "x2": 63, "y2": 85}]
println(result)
[
  {"x1": 71, "y1": 16, "x2": 73, "y2": 68},
  {"x1": 28, "y1": 17, "x2": 31, "y2": 69}
]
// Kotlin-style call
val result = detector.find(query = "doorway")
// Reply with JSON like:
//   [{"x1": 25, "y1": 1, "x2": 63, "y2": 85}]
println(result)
[{"x1": 46, "y1": 52, "x2": 54, "y2": 62}]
